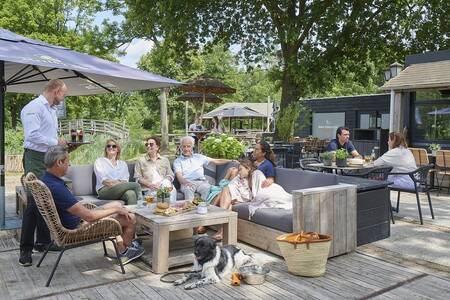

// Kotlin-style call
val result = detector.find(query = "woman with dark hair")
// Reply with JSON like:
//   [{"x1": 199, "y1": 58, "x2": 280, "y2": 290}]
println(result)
[
  {"x1": 210, "y1": 116, "x2": 223, "y2": 133},
  {"x1": 213, "y1": 158, "x2": 291, "y2": 240},
  {"x1": 374, "y1": 132, "x2": 417, "y2": 189},
  {"x1": 253, "y1": 141, "x2": 276, "y2": 187},
  {"x1": 134, "y1": 136, "x2": 177, "y2": 202},
  {"x1": 94, "y1": 139, "x2": 143, "y2": 205}
]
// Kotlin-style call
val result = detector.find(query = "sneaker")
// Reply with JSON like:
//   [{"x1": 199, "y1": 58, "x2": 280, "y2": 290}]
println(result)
[
  {"x1": 120, "y1": 246, "x2": 144, "y2": 265},
  {"x1": 131, "y1": 238, "x2": 143, "y2": 249},
  {"x1": 33, "y1": 243, "x2": 62, "y2": 253},
  {"x1": 19, "y1": 250, "x2": 32, "y2": 267}
]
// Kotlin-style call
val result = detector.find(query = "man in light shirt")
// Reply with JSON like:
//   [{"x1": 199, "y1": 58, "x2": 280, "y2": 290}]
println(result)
[{"x1": 19, "y1": 79, "x2": 68, "y2": 267}]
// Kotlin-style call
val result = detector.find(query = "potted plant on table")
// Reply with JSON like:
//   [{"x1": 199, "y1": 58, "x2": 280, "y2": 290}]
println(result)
[
  {"x1": 429, "y1": 143, "x2": 441, "y2": 156},
  {"x1": 335, "y1": 148, "x2": 348, "y2": 167},
  {"x1": 156, "y1": 186, "x2": 171, "y2": 209},
  {"x1": 320, "y1": 152, "x2": 333, "y2": 166}
]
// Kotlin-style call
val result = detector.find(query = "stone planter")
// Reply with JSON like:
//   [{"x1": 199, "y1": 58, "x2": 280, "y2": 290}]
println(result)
[
  {"x1": 336, "y1": 158, "x2": 347, "y2": 167},
  {"x1": 322, "y1": 159, "x2": 332, "y2": 166}
]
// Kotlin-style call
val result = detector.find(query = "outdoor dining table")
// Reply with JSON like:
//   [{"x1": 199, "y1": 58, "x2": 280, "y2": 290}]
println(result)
[{"x1": 308, "y1": 162, "x2": 375, "y2": 175}]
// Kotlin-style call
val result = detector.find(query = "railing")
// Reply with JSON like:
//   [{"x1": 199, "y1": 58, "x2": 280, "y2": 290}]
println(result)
[{"x1": 58, "y1": 119, "x2": 129, "y2": 140}]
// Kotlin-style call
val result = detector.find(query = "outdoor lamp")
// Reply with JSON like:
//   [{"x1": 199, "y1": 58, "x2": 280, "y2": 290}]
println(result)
[{"x1": 384, "y1": 62, "x2": 403, "y2": 81}]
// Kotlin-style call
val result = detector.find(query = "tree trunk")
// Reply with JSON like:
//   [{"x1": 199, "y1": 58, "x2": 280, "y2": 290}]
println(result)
[{"x1": 275, "y1": 44, "x2": 300, "y2": 139}]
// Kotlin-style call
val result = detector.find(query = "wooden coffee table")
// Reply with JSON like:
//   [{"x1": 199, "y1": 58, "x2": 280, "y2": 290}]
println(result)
[{"x1": 129, "y1": 204, "x2": 237, "y2": 273}]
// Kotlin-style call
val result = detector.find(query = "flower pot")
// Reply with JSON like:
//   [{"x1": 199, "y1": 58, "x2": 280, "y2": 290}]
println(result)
[
  {"x1": 432, "y1": 150, "x2": 437, "y2": 156},
  {"x1": 336, "y1": 158, "x2": 347, "y2": 167},
  {"x1": 322, "y1": 159, "x2": 332, "y2": 166},
  {"x1": 157, "y1": 197, "x2": 170, "y2": 209},
  {"x1": 197, "y1": 203, "x2": 208, "y2": 214}
]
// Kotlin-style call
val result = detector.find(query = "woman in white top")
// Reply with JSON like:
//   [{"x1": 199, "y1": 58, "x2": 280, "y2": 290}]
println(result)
[
  {"x1": 374, "y1": 132, "x2": 417, "y2": 189},
  {"x1": 94, "y1": 139, "x2": 142, "y2": 205}
]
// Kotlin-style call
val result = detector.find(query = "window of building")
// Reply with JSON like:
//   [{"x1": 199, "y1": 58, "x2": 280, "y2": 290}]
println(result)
[
  {"x1": 312, "y1": 112, "x2": 345, "y2": 139},
  {"x1": 411, "y1": 90, "x2": 450, "y2": 142},
  {"x1": 358, "y1": 111, "x2": 389, "y2": 129}
]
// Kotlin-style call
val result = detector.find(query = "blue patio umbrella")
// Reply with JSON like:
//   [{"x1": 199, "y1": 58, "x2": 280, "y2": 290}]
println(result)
[{"x1": 0, "y1": 28, "x2": 180, "y2": 228}]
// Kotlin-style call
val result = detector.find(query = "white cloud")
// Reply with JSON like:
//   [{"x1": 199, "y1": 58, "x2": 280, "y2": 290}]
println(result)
[{"x1": 117, "y1": 39, "x2": 154, "y2": 68}]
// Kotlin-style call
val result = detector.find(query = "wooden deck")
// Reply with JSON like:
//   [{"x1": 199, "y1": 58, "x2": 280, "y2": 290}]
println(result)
[{"x1": 1, "y1": 232, "x2": 450, "y2": 300}]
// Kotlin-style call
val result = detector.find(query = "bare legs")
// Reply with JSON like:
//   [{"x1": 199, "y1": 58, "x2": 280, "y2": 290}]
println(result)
[{"x1": 213, "y1": 187, "x2": 235, "y2": 240}]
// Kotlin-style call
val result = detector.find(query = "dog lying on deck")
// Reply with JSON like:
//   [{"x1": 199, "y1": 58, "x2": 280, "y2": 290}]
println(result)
[{"x1": 174, "y1": 236, "x2": 255, "y2": 289}]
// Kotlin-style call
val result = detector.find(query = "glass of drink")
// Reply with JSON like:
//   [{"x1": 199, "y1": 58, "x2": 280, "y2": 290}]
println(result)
[
  {"x1": 145, "y1": 194, "x2": 154, "y2": 204},
  {"x1": 364, "y1": 155, "x2": 372, "y2": 164}
]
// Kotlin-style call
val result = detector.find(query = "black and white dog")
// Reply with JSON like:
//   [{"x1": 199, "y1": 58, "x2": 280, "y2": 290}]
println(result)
[{"x1": 174, "y1": 236, "x2": 255, "y2": 289}]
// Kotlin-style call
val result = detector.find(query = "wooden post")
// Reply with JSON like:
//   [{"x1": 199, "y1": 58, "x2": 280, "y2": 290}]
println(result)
[{"x1": 159, "y1": 88, "x2": 169, "y2": 153}]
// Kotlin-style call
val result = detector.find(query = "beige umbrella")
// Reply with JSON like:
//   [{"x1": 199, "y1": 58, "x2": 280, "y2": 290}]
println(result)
[{"x1": 180, "y1": 75, "x2": 236, "y2": 119}]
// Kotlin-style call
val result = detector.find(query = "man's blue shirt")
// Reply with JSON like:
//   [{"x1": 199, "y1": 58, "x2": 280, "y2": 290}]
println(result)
[
  {"x1": 41, "y1": 171, "x2": 80, "y2": 229},
  {"x1": 257, "y1": 159, "x2": 276, "y2": 178},
  {"x1": 326, "y1": 139, "x2": 356, "y2": 154}
]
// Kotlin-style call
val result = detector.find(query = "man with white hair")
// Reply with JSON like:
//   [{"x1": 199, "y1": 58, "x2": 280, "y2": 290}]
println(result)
[{"x1": 173, "y1": 136, "x2": 233, "y2": 201}]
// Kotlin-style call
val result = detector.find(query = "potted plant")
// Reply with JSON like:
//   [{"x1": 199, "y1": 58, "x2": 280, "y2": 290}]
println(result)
[
  {"x1": 320, "y1": 152, "x2": 333, "y2": 166},
  {"x1": 429, "y1": 143, "x2": 441, "y2": 156},
  {"x1": 156, "y1": 186, "x2": 171, "y2": 209},
  {"x1": 335, "y1": 148, "x2": 348, "y2": 167}
]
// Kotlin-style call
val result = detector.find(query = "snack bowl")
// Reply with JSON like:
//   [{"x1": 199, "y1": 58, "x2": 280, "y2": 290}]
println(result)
[
  {"x1": 347, "y1": 158, "x2": 364, "y2": 165},
  {"x1": 239, "y1": 265, "x2": 270, "y2": 285}
]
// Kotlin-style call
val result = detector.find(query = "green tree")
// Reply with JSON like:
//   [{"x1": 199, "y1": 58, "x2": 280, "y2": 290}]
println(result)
[{"x1": 112, "y1": 0, "x2": 450, "y2": 137}]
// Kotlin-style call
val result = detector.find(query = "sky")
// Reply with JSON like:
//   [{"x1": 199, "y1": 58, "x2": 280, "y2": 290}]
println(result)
[{"x1": 95, "y1": 11, "x2": 152, "y2": 68}]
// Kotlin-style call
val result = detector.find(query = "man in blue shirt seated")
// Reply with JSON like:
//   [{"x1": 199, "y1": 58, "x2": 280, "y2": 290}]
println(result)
[
  {"x1": 40, "y1": 145, "x2": 144, "y2": 265},
  {"x1": 326, "y1": 126, "x2": 360, "y2": 157}
]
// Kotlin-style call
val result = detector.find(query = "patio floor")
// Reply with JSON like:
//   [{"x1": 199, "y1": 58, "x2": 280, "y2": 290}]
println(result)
[{"x1": 2, "y1": 174, "x2": 450, "y2": 299}]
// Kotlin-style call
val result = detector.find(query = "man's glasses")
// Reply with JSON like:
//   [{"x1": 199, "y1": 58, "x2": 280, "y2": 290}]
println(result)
[
  {"x1": 145, "y1": 142, "x2": 156, "y2": 147},
  {"x1": 106, "y1": 144, "x2": 117, "y2": 149}
]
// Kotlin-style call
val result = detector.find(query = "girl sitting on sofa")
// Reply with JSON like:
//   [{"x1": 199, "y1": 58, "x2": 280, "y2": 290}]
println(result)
[
  {"x1": 94, "y1": 139, "x2": 143, "y2": 205},
  {"x1": 213, "y1": 158, "x2": 291, "y2": 240}
]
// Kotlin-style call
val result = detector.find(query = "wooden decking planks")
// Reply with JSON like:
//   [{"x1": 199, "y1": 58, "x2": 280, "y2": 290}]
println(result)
[{"x1": 2, "y1": 241, "x2": 450, "y2": 300}]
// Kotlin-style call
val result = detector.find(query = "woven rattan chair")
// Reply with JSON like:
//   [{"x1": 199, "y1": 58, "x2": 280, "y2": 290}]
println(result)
[
  {"x1": 389, "y1": 165, "x2": 435, "y2": 225},
  {"x1": 299, "y1": 158, "x2": 322, "y2": 172},
  {"x1": 435, "y1": 150, "x2": 450, "y2": 196},
  {"x1": 24, "y1": 172, "x2": 124, "y2": 287}
]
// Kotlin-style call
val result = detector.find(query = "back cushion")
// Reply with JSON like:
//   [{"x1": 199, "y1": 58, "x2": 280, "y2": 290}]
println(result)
[
  {"x1": 216, "y1": 161, "x2": 239, "y2": 182},
  {"x1": 66, "y1": 165, "x2": 95, "y2": 196},
  {"x1": 275, "y1": 168, "x2": 338, "y2": 193}
]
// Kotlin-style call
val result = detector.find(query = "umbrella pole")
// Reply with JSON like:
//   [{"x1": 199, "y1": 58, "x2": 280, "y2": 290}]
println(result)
[
  {"x1": 0, "y1": 61, "x2": 5, "y2": 228},
  {"x1": 185, "y1": 101, "x2": 188, "y2": 135},
  {"x1": 200, "y1": 92, "x2": 206, "y2": 122}
]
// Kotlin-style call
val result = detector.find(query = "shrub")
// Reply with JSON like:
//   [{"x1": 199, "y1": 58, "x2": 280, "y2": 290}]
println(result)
[
  {"x1": 201, "y1": 133, "x2": 245, "y2": 159},
  {"x1": 5, "y1": 128, "x2": 24, "y2": 155}
]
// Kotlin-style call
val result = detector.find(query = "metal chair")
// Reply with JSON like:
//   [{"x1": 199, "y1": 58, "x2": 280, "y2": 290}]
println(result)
[
  {"x1": 24, "y1": 173, "x2": 124, "y2": 287},
  {"x1": 299, "y1": 158, "x2": 322, "y2": 172},
  {"x1": 389, "y1": 164, "x2": 435, "y2": 225},
  {"x1": 435, "y1": 150, "x2": 450, "y2": 196},
  {"x1": 345, "y1": 166, "x2": 395, "y2": 224}
]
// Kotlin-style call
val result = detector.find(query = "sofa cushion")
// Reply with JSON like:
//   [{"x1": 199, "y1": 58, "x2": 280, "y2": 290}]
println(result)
[
  {"x1": 275, "y1": 168, "x2": 338, "y2": 193},
  {"x1": 66, "y1": 165, "x2": 95, "y2": 196},
  {"x1": 233, "y1": 203, "x2": 293, "y2": 233}
]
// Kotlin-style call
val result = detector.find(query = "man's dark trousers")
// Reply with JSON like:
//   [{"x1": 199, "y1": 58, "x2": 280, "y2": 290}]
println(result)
[{"x1": 20, "y1": 149, "x2": 51, "y2": 251}]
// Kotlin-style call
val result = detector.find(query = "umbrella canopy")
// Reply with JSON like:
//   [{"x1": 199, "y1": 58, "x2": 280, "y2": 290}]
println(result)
[
  {"x1": 0, "y1": 28, "x2": 179, "y2": 229},
  {"x1": 180, "y1": 75, "x2": 235, "y2": 117},
  {"x1": 427, "y1": 107, "x2": 450, "y2": 115},
  {"x1": 203, "y1": 106, "x2": 265, "y2": 118},
  {"x1": 176, "y1": 92, "x2": 222, "y2": 104},
  {"x1": 0, "y1": 28, "x2": 179, "y2": 96}
]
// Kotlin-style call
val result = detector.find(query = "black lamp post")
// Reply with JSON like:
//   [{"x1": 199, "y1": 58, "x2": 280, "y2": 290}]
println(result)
[{"x1": 384, "y1": 62, "x2": 403, "y2": 81}]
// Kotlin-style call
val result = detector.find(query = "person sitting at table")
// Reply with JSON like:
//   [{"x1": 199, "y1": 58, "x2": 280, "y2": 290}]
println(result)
[
  {"x1": 210, "y1": 116, "x2": 223, "y2": 133},
  {"x1": 253, "y1": 141, "x2": 276, "y2": 187},
  {"x1": 134, "y1": 136, "x2": 177, "y2": 202},
  {"x1": 42, "y1": 145, "x2": 144, "y2": 264},
  {"x1": 189, "y1": 116, "x2": 205, "y2": 131},
  {"x1": 374, "y1": 132, "x2": 417, "y2": 189},
  {"x1": 94, "y1": 139, "x2": 143, "y2": 205},
  {"x1": 173, "y1": 136, "x2": 233, "y2": 201},
  {"x1": 326, "y1": 126, "x2": 360, "y2": 157},
  {"x1": 212, "y1": 158, "x2": 291, "y2": 240}
]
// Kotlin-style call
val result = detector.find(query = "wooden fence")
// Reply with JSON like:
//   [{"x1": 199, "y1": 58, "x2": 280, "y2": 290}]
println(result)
[{"x1": 58, "y1": 119, "x2": 130, "y2": 140}]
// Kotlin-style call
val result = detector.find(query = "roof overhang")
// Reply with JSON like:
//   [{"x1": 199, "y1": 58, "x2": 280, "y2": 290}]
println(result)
[{"x1": 381, "y1": 60, "x2": 450, "y2": 91}]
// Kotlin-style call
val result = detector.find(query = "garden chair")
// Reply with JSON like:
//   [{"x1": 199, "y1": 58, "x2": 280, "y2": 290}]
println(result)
[
  {"x1": 389, "y1": 164, "x2": 435, "y2": 225},
  {"x1": 299, "y1": 158, "x2": 322, "y2": 172},
  {"x1": 345, "y1": 166, "x2": 395, "y2": 224},
  {"x1": 435, "y1": 150, "x2": 450, "y2": 196},
  {"x1": 24, "y1": 172, "x2": 124, "y2": 287},
  {"x1": 409, "y1": 148, "x2": 430, "y2": 166}
]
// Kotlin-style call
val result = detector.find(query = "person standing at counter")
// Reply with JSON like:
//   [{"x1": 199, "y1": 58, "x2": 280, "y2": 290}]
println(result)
[{"x1": 326, "y1": 126, "x2": 360, "y2": 157}]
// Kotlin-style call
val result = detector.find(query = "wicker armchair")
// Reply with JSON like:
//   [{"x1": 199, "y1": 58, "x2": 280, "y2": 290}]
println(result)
[
  {"x1": 389, "y1": 165, "x2": 435, "y2": 225},
  {"x1": 24, "y1": 172, "x2": 124, "y2": 287},
  {"x1": 299, "y1": 158, "x2": 322, "y2": 172}
]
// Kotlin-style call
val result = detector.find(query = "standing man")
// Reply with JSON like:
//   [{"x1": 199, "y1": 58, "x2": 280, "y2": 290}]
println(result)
[
  {"x1": 19, "y1": 79, "x2": 68, "y2": 266},
  {"x1": 326, "y1": 126, "x2": 360, "y2": 158}
]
